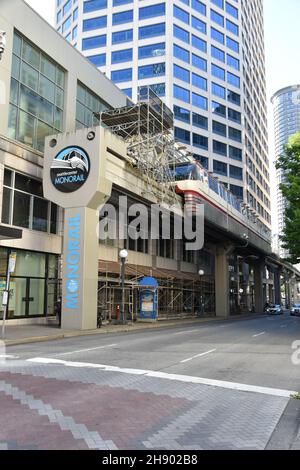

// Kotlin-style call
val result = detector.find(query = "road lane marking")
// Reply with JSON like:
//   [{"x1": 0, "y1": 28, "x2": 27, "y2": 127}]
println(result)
[
  {"x1": 51, "y1": 344, "x2": 117, "y2": 357},
  {"x1": 27, "y1": 357, "x2": 296, "y2": 398},
  {"x1": 173, "y1": 330, "x2": 199, "y2": 336},
  {"x1": 252, "y1": 332, "x2": 266, "y2": 338},
  {"x1": 0, "y1": 354, "x2": 19, "y2": 359},
  {"x1": 280, "y1": 325, "x2": 287, "y2": 328},
  {"x1": 180, "y1": 349, "x2": 217, "y2": 364}
]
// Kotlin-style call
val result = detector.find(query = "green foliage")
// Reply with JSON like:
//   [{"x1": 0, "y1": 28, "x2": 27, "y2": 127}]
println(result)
[{"x1": 275, "y1": 133, "x2": 300, "y2": 264}]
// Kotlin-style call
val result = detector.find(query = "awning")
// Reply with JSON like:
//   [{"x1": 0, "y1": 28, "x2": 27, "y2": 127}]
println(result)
[{"x1": 0, "y1": 225, "x2": 22, "y2": 241}]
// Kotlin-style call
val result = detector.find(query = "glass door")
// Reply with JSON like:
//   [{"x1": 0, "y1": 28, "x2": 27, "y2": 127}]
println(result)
[
  {"x1": 8, "y1": 277, "x2": 27, "y2": 319},
  {"x1": 28, "y1": 278, "x2": 45, "y2": 316}
]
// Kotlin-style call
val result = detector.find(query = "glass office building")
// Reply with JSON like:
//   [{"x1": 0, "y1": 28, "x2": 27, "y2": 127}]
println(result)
[
  {"x1": 56, "y1": 0, "x2": 272, "y2": 233},
  {"x1": 271, "y1": 85, "x2": 300, "y2": 258},
  {"x1": 0, "y1": 0, "x2": 127, "y2": 322}
]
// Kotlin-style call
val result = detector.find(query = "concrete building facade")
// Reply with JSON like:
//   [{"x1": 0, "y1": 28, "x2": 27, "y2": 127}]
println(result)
[{"x1": 0, "y1": 0, "x2": 127, "y2": 324}]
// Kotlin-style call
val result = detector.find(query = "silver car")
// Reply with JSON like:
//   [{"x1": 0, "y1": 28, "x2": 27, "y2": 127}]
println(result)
[
  {"x1": 267, "y1": 304, "x2": 283, "y2": 315},
  {"x1": 291, "y1": 304, "x2": 300, "y2": 316}
]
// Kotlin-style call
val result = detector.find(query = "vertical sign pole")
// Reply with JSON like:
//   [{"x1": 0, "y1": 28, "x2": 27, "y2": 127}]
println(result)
[
  {"x1": 121, "y1": 257, "x2": 126, "y2": 324},
  {"x1": 2, "y1": 252, "x2": 16, "y2": 339}
]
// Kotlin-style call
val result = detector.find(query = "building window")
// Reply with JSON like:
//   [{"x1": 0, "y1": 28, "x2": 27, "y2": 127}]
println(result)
[
  {"x1": 138, "y1": 63, "x2": 165, "y2": 80},
  {"x1": 140, "y1": 83, "x2": 165, "y2": 97},
  {"x1": 174, "y1": 84, "x2": 190, "y2": 103},
  {"x1": 139, "y1": 23, "x2": 165, "y2": 39},
  {"x1": 138, "y1": 43, "x2": 165, "y2": 59},
  {"x1": 229, "y1": 165, "x2": 243, "y2": 180},
  {"x1": 82, "y1": 16, "x2": 107, "y2": 32},
  {"x1": 76, "y1": 81, "x2": 109, "y2": 128},
  {"x1": 111, "y1": 68, "x2": 132, "y2": 83},
  {"x1": 2, "y1": 168, "x2": 58, "y2": 234},
  {"x1": 112, "y1": 29, "x2": 133, "y2": 44},
  {"x1": 213, "y1": 140, "x2": 227, "y2": 156},
  {"x1": 213, "y1": 160, "x2": 227, "y2": 176},
  {"x1": 111, "y1": 48, "x2": 133, "y2": 64},
  {"x1": 175, "y1": 127, "x2": 190, "y2": 144},
  {"x1": 193, "y1": 133, "x2": 208, "y2": 150},
  {"x1": 83, "y1": 0, "x2": 107, "y2": 13},
  {"x1": 112, "y1": 10, "x2": 134, "y2": 25},
  {"x1": 192, "y1": 113, "x2": 208, "y2": 129},
  {"x1": 82, "y1": 35, "x2": 107, "y2": 50},
  {"x1": 8, "y1": 32, "x2": 65, "y2": 152},
  {"x1": 174, "y1": 105, "x2": 190, "y2": 123},
  {"x1": 139, "y1": 3, "x2": 165, "y2": 20},
  {"x1": 87, "y1": 53, "x2": 106, "y2": 67},
  {"x1": 157, "y1": 238, "x2": 174, "y2": 259},
  {"x1": 0, "y1": 247, "x2": 59, "y2": 319}
]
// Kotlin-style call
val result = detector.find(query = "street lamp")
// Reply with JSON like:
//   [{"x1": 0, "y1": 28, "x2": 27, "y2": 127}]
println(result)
[
  {"x1": 198, "y1": 269, "x2": 205, "y2": 316},
  {"x1": 119, "y1": 249, "x2": 128, "y2": 324}
]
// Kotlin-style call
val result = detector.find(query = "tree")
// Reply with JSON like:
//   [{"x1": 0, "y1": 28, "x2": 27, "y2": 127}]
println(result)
[{"x1": 275, "y1": 132, "x2": 300, "y2": 264}]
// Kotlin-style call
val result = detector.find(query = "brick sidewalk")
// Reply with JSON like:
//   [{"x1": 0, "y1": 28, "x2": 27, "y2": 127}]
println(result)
[{"x1": 0, "y1": 359, "x2": 289, "y2": 450}]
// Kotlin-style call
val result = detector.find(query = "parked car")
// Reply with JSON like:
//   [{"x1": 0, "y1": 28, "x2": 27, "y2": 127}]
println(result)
[
  {"x1": 266, "y1": 304, "x2": 283, "y2": 315},
  {"x1": 291, "y1": 304, "x2": 300, "y2": 316}
]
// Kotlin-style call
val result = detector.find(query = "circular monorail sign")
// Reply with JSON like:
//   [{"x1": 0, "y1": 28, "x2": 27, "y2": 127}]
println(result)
[{"x1": 50, "y1": 146, "x2": 90, "y2": 193}]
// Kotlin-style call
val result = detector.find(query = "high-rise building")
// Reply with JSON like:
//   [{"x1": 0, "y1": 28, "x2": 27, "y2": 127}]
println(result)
[
  {"x1": 271, "y1": 85, "x2": 300, "y2": 258},
  {"x1": 56, "y1": 0, "x2": 271, "y2": 232}
]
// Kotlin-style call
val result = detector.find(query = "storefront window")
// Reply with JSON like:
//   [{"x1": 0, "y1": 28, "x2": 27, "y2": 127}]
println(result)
[
  {"x1": 0, "y1": 249, "x2": 59, "y2": 320},
  {"x1": 2, "y1": 168, "x2": 58, "y2": 234},
  {"x1": 14, "y1": 251, "x2": 46, "y2": 278}
]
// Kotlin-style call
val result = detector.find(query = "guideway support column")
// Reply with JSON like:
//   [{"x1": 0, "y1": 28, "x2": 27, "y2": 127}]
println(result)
[
  {"x1": 215, "y1": 245, "x2": 232, "y2": 318},
  {"x1": 274, "y1": 267, "x2": 282, "y2": 306},
  {"x1": 253, "y1": 259, "x2": 265, "y2": 314}
]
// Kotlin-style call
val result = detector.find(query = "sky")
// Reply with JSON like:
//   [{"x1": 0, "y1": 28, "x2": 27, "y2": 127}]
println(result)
[{"x1": 24, "y1": 0, "x2": 300, "y2": 232}]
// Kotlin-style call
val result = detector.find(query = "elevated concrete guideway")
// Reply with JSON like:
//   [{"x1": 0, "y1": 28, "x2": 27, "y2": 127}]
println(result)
[{"x1": 42, "y1": 89, "x2": 299, "y2": 329}]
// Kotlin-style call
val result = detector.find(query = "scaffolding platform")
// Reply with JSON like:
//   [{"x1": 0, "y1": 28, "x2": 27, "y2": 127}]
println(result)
[{"x1": 101, "y1": 87, "x2": 173, "y2": 139}]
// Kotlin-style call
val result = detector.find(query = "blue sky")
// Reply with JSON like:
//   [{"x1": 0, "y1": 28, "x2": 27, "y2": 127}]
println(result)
[{"x1": 264, "y1": 0, "x2": 300, "y2": 99}]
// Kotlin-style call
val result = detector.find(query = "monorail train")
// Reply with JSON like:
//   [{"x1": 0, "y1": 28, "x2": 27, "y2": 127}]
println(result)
[{"x1": 172, "y1": 161, "x2": 271, "y2": 243}]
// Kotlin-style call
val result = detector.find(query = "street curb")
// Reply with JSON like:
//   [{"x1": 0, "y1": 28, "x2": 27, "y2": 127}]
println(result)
[
  {"x1": 4, "y1": 313, "x2": 267, "y2": 347},
  {"x1": 266, "y1": 397, "x2": 300, "y2": 450}
]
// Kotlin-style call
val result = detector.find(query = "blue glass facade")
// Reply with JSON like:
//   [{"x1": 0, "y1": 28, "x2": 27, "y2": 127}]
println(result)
[{"x1": 56, "y1": 0, "x2": 271, "y2": 228}]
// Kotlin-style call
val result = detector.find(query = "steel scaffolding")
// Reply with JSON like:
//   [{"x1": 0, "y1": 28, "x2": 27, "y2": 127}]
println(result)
[{"x1": 100, "y1": 86, "x2": 192, "y2": 205}]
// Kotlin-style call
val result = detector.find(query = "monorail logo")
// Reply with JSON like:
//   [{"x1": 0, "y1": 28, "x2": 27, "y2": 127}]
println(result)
[
  {"x1": 65, "y1": 213, "x2": 81, "y2": 310},
  {"x1": 50, "y1": 146, "x2": 90, "y2": 193}
]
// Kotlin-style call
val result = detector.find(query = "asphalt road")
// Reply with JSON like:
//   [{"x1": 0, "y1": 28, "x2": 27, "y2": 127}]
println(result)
[{"x1": 1, "y1": 314, "x2": 300, "y2": 450}]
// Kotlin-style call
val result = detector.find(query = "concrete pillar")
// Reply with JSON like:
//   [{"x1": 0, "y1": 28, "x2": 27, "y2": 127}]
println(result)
[
  {"x1": 253, "y1": 260, "x2": 265, "y2": 314},
  {"x1": 61, "y1": 207, "x2": 99, "y2": 330},
  {"x1": 215, "y1": 246, "x2": 230, "y2": 318},
  {"x1": 274, "y1": 269, "x2": 282, "y2": 305}
]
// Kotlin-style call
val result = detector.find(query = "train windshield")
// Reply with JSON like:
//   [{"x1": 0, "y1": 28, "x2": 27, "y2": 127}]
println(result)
[{"x1": 174, "y1": 164, "x2": 205, "y2": 181}]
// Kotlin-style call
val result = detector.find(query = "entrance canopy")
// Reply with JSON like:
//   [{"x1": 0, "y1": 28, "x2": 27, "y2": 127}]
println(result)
[{"x1": 0, "y1": 225, "x2": 22, "y2": 240}]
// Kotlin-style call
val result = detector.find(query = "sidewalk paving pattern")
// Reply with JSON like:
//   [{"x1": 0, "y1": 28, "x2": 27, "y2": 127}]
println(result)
[{"x1": 0, "y1": 360, "x2": 290, "y2": 450}]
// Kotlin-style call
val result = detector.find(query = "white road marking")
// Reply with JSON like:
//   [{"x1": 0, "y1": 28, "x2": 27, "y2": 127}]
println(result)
[
  {"x1": 51, "y1": 344, "x2": 117, "y2": 357},
  {"x1": 252, "y1": 332, "x2": 266, "y2": 338},
  {"x1": 0, "y1": 354, "x2": 19, "y2": 359},
  {"x1": 27, "y1": 357, "x2": 296, "y2": 398},
  {"x1": 180, "y1": 349, "x2": 217, "y2": 363},
  {"x1": 280, "y1": 325, "x2": 287, "y2": 328},
  {"x1": 173, "y1": 330, "x2": 199, "y2": 336}
]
